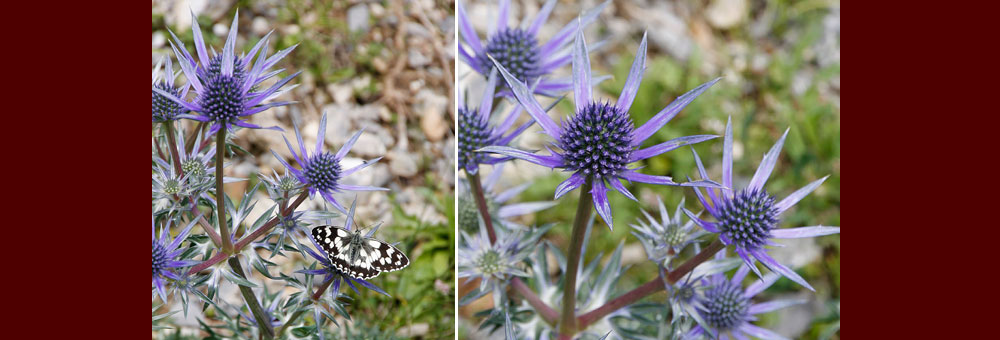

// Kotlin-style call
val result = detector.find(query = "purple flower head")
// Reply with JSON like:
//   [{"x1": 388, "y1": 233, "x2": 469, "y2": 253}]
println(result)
[
  {"x1": 152, "y1": 56, "x2": 190, "y2": 122},
  {"x1": 481, "y1": 29, "x2": 722, "y2": 229},
  {"x1": 153, "y1": 10, "x2": 300, "y2": 135},
  {"x1": 458, "y1": 69, "x2": 540, "y2": 174},
  {"x1": 271, "y1": 112, "x2": 387, "y2": 214},
  {"x1": 458, "y1": 0, "x2": 609, "y2": 97},
  {"x1": 297, "y1": 199, "x2": 389, "y2": 297},
  {"x1": 152, "y1": 215, "x2": 200, "y2": 303},
  {"x1": 685, "y1": 116, "x2": 840, "y2": 291},
  {"x1": 683, "y1": 265, "x2": 805, "y2": 340}
]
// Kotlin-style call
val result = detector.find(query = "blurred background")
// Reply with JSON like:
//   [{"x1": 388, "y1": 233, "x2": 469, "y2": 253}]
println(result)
[
  {"x1": 458, "y1": 0, "x2": 839, "y2": 339},
  {"x1": 153, "y1": 0, "x2": 456, "y2": 338}
]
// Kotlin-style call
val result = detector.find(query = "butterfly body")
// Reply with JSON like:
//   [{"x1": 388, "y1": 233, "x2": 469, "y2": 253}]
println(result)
[{"x1": 311, "y1": 225, "x2": 409, "y2": 280}]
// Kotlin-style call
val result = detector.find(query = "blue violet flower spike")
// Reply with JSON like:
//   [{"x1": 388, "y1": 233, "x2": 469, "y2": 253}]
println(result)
[
  {"x1": 152, "y1": 56, "x2": 190, "y2": 123},
  {"x1": 152, "y1": 216, "x2": 200, "y2": 303},
  {"x1": 480, "y1": 29, "x2": 723, "y2": 229},
  {"x1": 458, "y1": 69, "x2": 536, "y2": 174},
  {"x1": 684, "y1": 265, "x2": 806, "y2": 340},
  {"x1": 153, "y1": 10, "x2": 300, "y2": 134},
  {"x1": 271, "y1": 112, "x2": 387, "y2": 214},
  {"x1": 685, "y1": 116, "x2": 840, "y2": 291},
  {"x1": 458, "y1": 0, "x2": 609, "y2": 97}
]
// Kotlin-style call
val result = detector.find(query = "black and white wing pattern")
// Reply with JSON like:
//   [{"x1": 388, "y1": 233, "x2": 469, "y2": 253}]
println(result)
[
  {"x1": 311, "y1": 226, "x2": 409, "y2": 280},
  {"x1": 367, "y1": 238, "x2": 409, "y2": 273}
]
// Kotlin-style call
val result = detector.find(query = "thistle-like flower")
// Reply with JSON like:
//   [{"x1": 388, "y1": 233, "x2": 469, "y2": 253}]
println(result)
[
  {"x1": 683, "y1": 265, "x2": 805, "y2": 340},
  {"x1": 457, "y1": 163, "x2": 557, "y2": 232},
  {"x1": 153, "y1": 11, "x2": 300, "y2": 134},
  {"x1": 152, "y1": 56, "x2": 190, "y2": 122},
  {"x1": 152, "y1": 216, "x2": 199, "y2": 303},
  {"x1": 685, "y1": 117, "x2": 840, "y2": 291},
  {"x1": 458, "y1": 0, "x2": 608, "y2": 97},
  {"x1": 631, "y1": 197, "x2": 707, "y2": 269},
  {"x1": 458, "y1": 69, "x2": 537, "y2": 174},
  {"x1": 482, "y1": 30, "x2": 721, "y2": 229},
  {"x1": 297, "y1": 199, "x2": 389, "y2": 297},
  {"x1": 457, "y1": 216, "x2": 541, "y2": 309},
  {"x1": 272, "y1": 112, "x2": 387, "y2": 214}
]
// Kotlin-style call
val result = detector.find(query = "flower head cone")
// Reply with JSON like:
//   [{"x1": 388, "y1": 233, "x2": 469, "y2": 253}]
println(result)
[
  {"x1": 152, "y1": 56, "x2": 190, "y2": 122},
  {"x1": 457, "y1": 214, "x2": 537, "y2": 309},
  {"x1": 458, "y1": 0, "x2": 609, "y2": 97},
  {"x1": 481, "y1": 29, "x2": 722, "y2": 229},
  {"x1": 271, "y1": 112, "x2": 387, "y2": 214},
  {"x1": 458, "y1": 69, "x2": 539, "y2": 174},
  {"x1": 153, "y1": 10, "x2": 300, "y2": 134},
  {"x1": 152, "y1": 216, "x2": 200, "y2": 303},
  {"x1": 631, "y1": 197, "x2": 707, "y2": 269},
  {"x1": 297, "y1": 199, "x2": 389, "y2": 297},
  {"x1": 684, "y1": 116, "x2": 840, "y2": 291},
  {"x1": 683, "y1": 264, "x2": 806, "y2": 340}
]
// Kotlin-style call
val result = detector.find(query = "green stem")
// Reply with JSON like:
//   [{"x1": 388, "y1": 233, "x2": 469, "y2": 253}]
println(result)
[
  {"x1": 467, "y1": 171, "x2": 497, "y2": 244},
  {"x1": 228, "y1": 258, "x2": 275, "y2": 339},
  {"x1": 558, "y1": 176, "x2": 594, "y2": 338},
  {"x1": 216, "y1": 128, "x2": 233, "y2": 253}
]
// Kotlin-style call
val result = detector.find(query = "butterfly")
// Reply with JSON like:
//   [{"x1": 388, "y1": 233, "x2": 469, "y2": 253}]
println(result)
[{"x1": 311, "y1": 225, "x2": 410, "y2": 280}]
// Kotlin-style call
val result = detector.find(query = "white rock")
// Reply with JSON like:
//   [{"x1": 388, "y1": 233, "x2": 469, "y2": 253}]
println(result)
[
  {"x1": 251, "y1": 16, "x2": 270, "y2": 36},
  {"x1": 152, "y1": 31, "x2": 166, "y2": 49},
  {"x1": 706, "y1": 0, "x2": 748, "y2": 29},
  {"x1": 212, "y1": 23, "x2": 227, "y2": 37},
  {"x1": 388, "y1": 150, "x2": 419, "y2": 178},
  {"x1": 349, "y1": 133, "x2": 387, "y2": 158},
  {"x1": 408, "y1": 50, "x2": 432, "y2": 68},
  {"x1": 327, "y1": 83, "x2": 353, "y2": 105},
  {"x1": 347, "y1": 4, "x2": 370, "y2": 33},
  {"x1": 415, "y1": 89, "x2": 450, "y2": 142}
]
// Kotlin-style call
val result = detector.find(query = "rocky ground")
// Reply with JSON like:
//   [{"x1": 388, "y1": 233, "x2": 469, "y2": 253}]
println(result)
[{"x1": 153, "y1": 0, "x2": 456, "y2": 338}]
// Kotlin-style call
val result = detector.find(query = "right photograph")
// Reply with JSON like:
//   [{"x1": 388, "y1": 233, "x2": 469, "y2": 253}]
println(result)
[{"x1": 456, "y1": 1, "x2": 840, "y2": 339}]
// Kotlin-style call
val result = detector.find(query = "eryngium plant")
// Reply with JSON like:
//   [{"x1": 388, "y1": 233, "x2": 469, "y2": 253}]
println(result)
[
  {"x1": 151, "y1": 11, "x2": 398, "y2": 339},
  {"x1": 459, "y1": 22, "x2": 839, "y2": 339}
]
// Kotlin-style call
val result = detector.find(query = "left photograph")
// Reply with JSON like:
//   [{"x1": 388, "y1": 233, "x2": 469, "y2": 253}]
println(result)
[{"x1": 151, "y1": 1, "x2": 455, "y2": 339}]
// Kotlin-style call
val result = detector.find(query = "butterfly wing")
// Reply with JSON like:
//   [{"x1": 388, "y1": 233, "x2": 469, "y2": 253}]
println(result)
[
  {"x1": 367, "y1": 238, "x2": 410, "y2": 272},
  {"x1": 311, "y1": 226, "x2": 381, "y2": 280}
]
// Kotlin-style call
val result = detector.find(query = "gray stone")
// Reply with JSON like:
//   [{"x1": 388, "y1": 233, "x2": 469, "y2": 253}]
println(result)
[
  {"x1": 706, "y1": 0, "x2": 748, "y2": 29},
  {"x1": 408, "y1": 50, "x2": 432, "y2": 68},
  {"x1": 251, "y1": 16, "x2": 270, "y2": 36},
  {"x1": 347, "y1": 4, "x2": 370, "y2": 33},
  {"x1": 415, "y1": 89, "x2": 450, "y2": 142},
  {"x1": 388, "y1": 150, "x2": 419, "y2": 178},
  {"x1": 349, "y1": 133, "x2": 387, "y2": 158}
]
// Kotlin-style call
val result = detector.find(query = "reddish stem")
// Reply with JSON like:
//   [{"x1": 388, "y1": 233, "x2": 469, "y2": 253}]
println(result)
[
  {"x1": 512, "y1": 277, "x2": 558, "y2": 326},
  {"x1": 467, "y1": 172, "x2": 497, "y2": 243},
  {"x1": 233, "y1": 191, "x2": 309, "y2": 250},
  {"x1": 574, "y1": 239, "x2": 725, "y2": 330}
]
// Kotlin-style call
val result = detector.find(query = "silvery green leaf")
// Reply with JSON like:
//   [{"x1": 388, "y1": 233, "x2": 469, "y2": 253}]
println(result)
[
  {"x1": 221, "y1": 268, "x2": 258, "y2": 287},
  {"x1": 460, "y1": 286, "x2": 490, "y2": 306},
  {"x1": 690, "y1": 257, "x2": 742, "y2": 278}
]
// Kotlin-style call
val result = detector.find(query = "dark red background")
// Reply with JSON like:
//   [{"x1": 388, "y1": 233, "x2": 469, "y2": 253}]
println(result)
[{"x1": 3, "y1": 1, "x2": 995, "y2": 337}]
